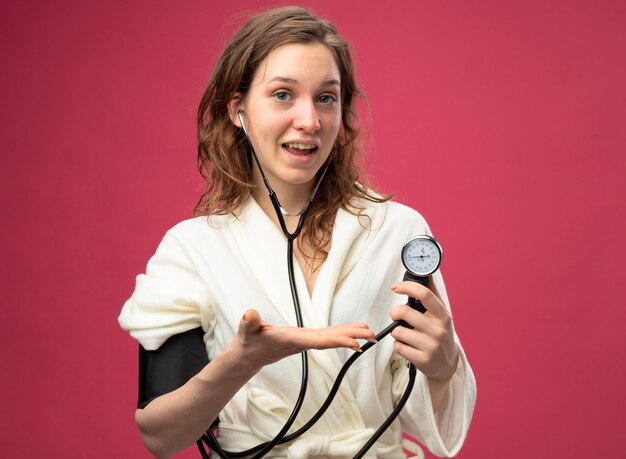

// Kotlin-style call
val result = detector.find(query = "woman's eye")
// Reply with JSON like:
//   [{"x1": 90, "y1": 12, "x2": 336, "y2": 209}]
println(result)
[
  {"x1": 318, "y1": 94, "x2": 337, "y2": 105},
  {"x1": 273, "y1": 91, "x2": 291, "y2": 101}
]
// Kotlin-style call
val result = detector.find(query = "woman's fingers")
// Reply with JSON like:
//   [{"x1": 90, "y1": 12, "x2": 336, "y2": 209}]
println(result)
[
  {"x1": 388, "y1": 283, "x2": 459, "y2": 380},
  {"x1": 326, "y1": 323, "x2": 376, "y2": 340},
  {"x1": 391, "y1": 281, "x2": 449, "y2": 320},
  {"x1": 283, "y1": 324, "x2": 374, "y2": 351},
  {"x1": 239, "y1": 311, "x2": 375, "y2": 358},
  {"x1": 390, "y1": 319, "x2": 433, "y2": 349},
  {"x1": 242, "y1": 309, "x2": 262, "y2": 326},
  {"x1": 238, "y1": 309, "x2": 263, "y2": 339},
  {"x1": 392, "y1": 340, "x2": 429, "y2": 366},
  {"x1": 308, "y1": 326, "x2": 376, "y2": 352}
]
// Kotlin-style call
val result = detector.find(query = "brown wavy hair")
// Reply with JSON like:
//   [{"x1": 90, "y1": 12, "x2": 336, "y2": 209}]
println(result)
[{"x1": 195, "y1": 6, "x2": 389, "y2": 266}]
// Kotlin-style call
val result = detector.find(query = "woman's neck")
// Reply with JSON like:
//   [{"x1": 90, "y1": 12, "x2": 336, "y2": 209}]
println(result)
[
  {"x1": 250, "y1": 176, "x2": 328, "y2": 291},
  {"x1": 251, "y1": 170, "x2": 315, "y2": 229},
  {"x1": 252, "y1": 185, "x2": 311, "y2": 231}
]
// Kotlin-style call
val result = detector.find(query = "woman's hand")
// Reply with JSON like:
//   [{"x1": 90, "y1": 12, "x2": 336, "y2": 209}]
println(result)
[
  {"x1": 389, "y1": 281, "x2": 459, "y2": 382},
  {"x1": 231, "y1": 309, "x2": 376, "y2": 372}
]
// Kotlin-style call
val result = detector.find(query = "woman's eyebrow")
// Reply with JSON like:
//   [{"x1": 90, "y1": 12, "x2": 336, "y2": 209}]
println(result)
[
  {"x1": 321, "y1": 79, "x2": 341, "y2": 87},
  {"x1": 268, "y1": 76, "x2": 298, "y2": 84},
  {"x1": 267, "y1": 76, "x2": 341, "y2": 87}
]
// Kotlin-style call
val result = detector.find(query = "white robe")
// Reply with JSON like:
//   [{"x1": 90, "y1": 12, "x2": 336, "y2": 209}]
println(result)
[{"x1": 119, "y1": 197, "x2": 476, "y2": 458}]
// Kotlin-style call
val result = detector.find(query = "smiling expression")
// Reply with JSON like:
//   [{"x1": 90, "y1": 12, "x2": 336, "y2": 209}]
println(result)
[{"x1": 230, "y1": 42, "x2": 342, "y2": 197}]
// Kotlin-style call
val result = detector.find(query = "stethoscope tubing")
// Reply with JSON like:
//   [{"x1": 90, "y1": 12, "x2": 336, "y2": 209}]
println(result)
[
  {"x1": 198, "y1": 112, "x2": 421, "y2": 458},
  {"x1": 200, "y1": 319, "x2": 419, "y2": 458}
]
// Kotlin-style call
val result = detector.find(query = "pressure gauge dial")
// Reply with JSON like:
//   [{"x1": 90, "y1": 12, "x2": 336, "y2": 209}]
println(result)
[{"x1": 401, "y1": 235, "x2": 443, "y2": 277}]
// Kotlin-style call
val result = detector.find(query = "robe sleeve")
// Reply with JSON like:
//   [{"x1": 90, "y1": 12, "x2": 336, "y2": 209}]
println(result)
[
  {"x1": 390, "y1": 269, "x2": 477, "y2": 457},
  {"x1": 118, "y1": 230, "x2": 216, "y2": 351}
]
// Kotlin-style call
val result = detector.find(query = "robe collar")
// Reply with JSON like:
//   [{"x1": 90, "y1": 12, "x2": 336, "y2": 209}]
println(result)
[
  {"x1": 230, "y1": 196, "x2": 388, "y2": 426},
  {"x1": 230, "y1": 196, "x2": 387, "y2": 329}
]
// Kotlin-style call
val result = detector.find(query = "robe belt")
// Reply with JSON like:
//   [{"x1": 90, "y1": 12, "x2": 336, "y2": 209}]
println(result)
[
  {"x1": 286, "y1": 429, "x2": 376, "y2": 458},
  {"x1": 216, "y1": 387, "x2": 407, "y2": 458},
  {"x1": 216, "y1": 423, "x2": 405, "y2": 458}
]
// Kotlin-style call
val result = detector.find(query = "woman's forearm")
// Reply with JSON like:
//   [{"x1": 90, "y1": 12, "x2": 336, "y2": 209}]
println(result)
[
  {"x1": 135, "y1": 340, "x2": 260, "y2": 459},
  {"x1": 428, "y1": 374, "x2": 452, "y2": 416},
  {"x1": 133, "y1": 311, "x2": 375, "y2": 458}
]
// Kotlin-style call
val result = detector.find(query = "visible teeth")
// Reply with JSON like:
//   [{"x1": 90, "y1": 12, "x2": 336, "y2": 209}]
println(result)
[{"x1": 286, "y1": 143, "x2": 316, "y2": 150}]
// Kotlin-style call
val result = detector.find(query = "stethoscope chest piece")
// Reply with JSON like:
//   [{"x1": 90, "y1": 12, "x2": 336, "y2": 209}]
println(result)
[
  {"x1": 401, "y1": 235, "x2": 443, "y2": 278},
  {"x1": 401, "y1": 235, "x2": 443, "y2": 313}
]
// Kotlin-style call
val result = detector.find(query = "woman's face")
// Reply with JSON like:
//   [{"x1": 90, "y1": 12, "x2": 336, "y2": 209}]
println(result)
[{"x1": 231, "y1": 42, "x2": 342, "y2": 195}]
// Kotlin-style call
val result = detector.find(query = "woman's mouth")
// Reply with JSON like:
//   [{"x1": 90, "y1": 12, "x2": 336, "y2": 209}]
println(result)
[
  {"x1": 282, "y1": 142, "x2": 318, "y2": 155},
  {"x1": 282, "y1": 143, "x2": 318, "y2": 163}
]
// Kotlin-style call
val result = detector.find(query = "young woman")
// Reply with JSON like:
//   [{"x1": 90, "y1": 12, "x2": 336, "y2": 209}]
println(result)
[{"x1": 119, "y1": 6, "x2": 476, "y2": 459}]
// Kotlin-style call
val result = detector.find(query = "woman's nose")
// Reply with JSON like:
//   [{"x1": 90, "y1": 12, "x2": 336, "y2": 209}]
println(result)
[{"x1": 292, "y1": 100, "x2": 320, "y2": 132}]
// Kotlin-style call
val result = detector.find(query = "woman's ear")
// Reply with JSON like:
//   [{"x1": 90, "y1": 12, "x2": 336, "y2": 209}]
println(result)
[{"x1": 228, "y1": 93, "x2": 244, "y2": 127}]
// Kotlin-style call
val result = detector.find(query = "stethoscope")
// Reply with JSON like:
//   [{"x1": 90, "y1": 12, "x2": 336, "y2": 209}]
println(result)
[{"x1": 197, "y1": 111, "x2": 444, "y2": 458}]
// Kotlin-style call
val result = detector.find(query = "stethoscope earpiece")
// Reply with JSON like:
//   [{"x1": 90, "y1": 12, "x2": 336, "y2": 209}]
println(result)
[{"x1": 237, "y1": 110, "x2": 250, "y2": 137}]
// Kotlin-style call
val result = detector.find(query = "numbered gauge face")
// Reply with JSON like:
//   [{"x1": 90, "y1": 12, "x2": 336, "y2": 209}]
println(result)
[{"x1": 401, "y1": 235, "x2": 443, "y2": 277}]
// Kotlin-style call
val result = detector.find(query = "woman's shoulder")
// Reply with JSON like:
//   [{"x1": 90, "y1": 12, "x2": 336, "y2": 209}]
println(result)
[
  {"x1": 162, "y1": 213, "x2": 238, "y2": 245},
  {"x1": 342, "y1": 197, "x2": 431, "y2": 243},
  {"x1": 385, "y1": 200, "x2": 429, "y2": 224},
  {"x1": 352, "y1": 195, "x2": 429, "y2": 227}
]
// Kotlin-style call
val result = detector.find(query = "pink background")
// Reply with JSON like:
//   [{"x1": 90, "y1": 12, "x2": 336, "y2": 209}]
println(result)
[{"x1": 1, "y1": 1, "x2": 625, "y2": 458}]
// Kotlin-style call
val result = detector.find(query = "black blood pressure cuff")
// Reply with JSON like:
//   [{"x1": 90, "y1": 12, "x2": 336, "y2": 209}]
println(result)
[{"x1": 138, "y1": 327, "x2": 209, "y2": 409}]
